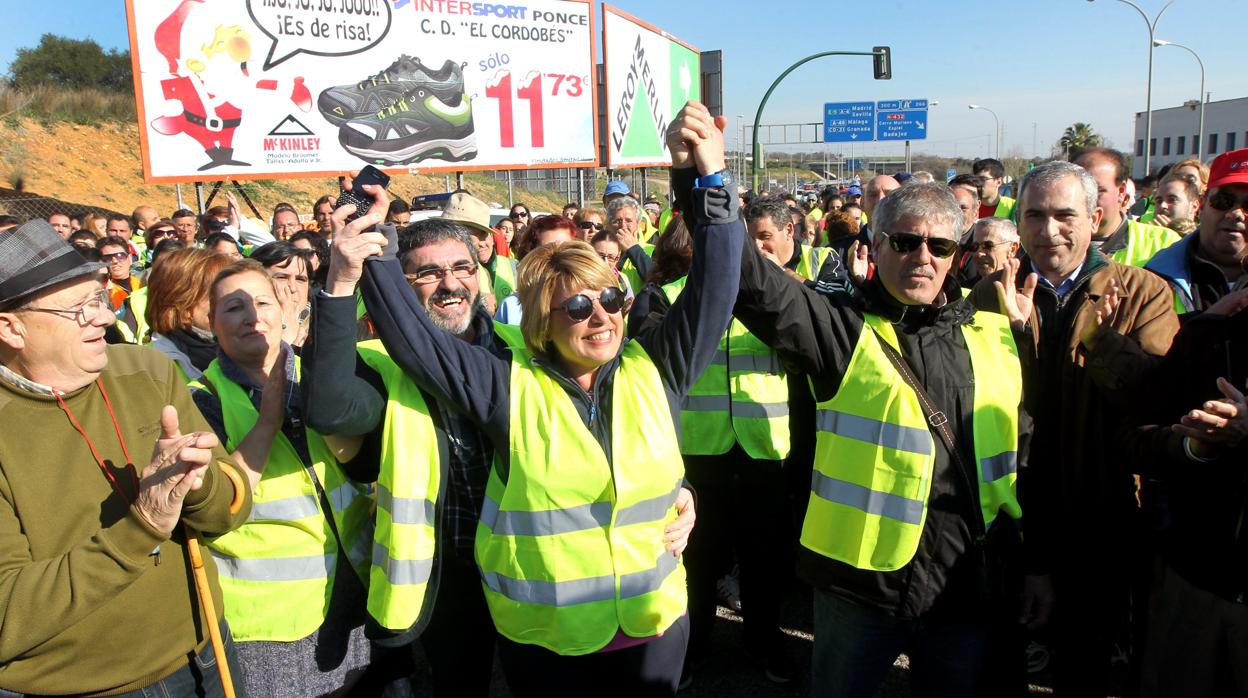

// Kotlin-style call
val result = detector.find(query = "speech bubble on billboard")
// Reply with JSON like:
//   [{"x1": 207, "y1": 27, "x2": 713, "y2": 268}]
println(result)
[{"x1": 247, "y1": 0, "x2": 392, "y2": 70}]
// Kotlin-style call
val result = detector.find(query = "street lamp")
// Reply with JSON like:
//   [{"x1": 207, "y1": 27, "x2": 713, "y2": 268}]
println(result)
[
  {"x1": 968, "y1": 104, "x2": 1000, "y2": 158},
  {"x1": 750, "y1": 48, "x2": 890, "y2": 191},
  {"x1": 1088, "y1": 0, "x2": 1177, "y2": 175},
  {"x1": 1154, "y1": 39, "x2": 1205, "y2": 159}
]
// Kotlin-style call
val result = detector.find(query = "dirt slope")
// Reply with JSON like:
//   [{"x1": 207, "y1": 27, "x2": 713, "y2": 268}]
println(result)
[{"x1": 0, "y1": 118, "x2": 584, "y2": 219}]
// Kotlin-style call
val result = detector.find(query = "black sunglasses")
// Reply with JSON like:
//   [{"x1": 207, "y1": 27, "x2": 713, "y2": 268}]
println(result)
[
  {"x1": 1208, "y1": 190, "x2": 1248, "y2": 213},
  {"x1": 578, "y1": 221, "x2": 604, "y2": 231},
  {"x1": 555, "y1": 287, "x2": 626, "y2": 322},
  {"x1": 883, "y1": 232, "x2": 959, "y2": 259}
]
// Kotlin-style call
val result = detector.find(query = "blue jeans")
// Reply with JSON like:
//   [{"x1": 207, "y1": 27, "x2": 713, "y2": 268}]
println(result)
[
  {"x1": 0, "y1": 622, "x2": 246, "y2": 698},
  {"x1": 811, "y1": 589, "x2": 986, "y2": 698}
]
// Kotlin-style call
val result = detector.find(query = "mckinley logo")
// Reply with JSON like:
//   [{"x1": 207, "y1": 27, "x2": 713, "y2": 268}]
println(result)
[{"x1": 265, "y1": 116, "x2": 319, "y2": 151}]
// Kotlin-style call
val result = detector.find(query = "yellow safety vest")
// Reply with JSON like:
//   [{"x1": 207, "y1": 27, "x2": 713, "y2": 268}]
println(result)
[
  {"x1": 199, "y1": 359, "x2": 374, "y2": 642},
  {"x1": 491, "y1": 321, "x2": 526, "y2": 350},
  {"x1": 620, "y1": 242, "x2": 656, "y2": 294},
  {"x1": 492, "y1": 255, "x2": 519, "y2": 300},
  {"x1": 116, "y1": 286, "x2": 150, "y2": 345},
  {"x1": 658, "y1": 246, "x2": 825, "y2": 460},
  {"x1": 801, "y1": 312, "x2": 1022, "y2": 571},
  {"x1": 657, "y1": 208, "x2": 675, "y2": 237},
  {"x1": 638, "y1": 217, "x2": 658, "y2": 245},
  {"x1": 796, "y1": 243, "x2": 833, "y2": 281},
  {"x1": 1110, "y1": 218, "x2": 1181, "y2": 268},
  {"x1": 356, "y1": 340, "x2": 441, "y2": 633},
  {"x1": 992, "y1": 196, "x2": 1016, "y2": 221},
  {"x1": 663, "y1": 277, "x2": 790, "y2": 460},
  {"x1": 476, "y1": 341, "x2": 687, "y2": 655}
]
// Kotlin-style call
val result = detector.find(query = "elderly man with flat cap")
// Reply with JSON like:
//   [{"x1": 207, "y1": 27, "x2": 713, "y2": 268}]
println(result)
[{"x1": 0, "y1": 221, "x2": 250, "y2": 697}]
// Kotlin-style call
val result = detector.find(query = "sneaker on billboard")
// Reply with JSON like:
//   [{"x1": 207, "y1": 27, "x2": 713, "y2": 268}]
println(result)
[
  {"x1": 318, "y1": 56, "x2": 465, "y2": 126},
  {"x1": 338, "y1": 87, "x2": 477, "y2": 165}
]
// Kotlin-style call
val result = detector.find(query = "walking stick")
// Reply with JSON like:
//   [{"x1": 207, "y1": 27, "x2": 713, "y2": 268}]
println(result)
[{"x1": 186, "y1": 461, "x2": 247, "y2": 698}]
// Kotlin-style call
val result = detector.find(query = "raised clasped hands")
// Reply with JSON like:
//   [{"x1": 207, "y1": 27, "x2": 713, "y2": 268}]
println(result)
[
  {"x1": 665, "y1": 101, "x2": 727, "y2": 176},
  {"x1": 326, "y1": 175, "x2": 391, "y2": 297}
]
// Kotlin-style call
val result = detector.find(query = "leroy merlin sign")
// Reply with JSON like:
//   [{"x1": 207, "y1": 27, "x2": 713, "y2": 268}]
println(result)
[{"x1": 603, "y1": 5, "x2": 700, "y2": 168}]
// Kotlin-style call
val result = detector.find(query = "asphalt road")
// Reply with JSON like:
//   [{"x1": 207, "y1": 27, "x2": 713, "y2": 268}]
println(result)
[{"x1": 405, "y1": 586, "x2": 1061, "y2": 697}]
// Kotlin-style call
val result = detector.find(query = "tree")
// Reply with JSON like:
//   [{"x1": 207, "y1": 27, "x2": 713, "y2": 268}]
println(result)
[
  {"x1": 1057, "y1": 122, "x2": 1104, "y2": 158},
  {"x1": 7, "y1": 34, "x2": 132, "y2": 91}
]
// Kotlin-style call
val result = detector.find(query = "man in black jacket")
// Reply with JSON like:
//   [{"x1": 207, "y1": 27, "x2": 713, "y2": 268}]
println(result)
[
  {"x1": 719, "y1": 150, "x2": 1051, "y2": 695},
  {"x1": 1126, "y1": 290, "x2": 1248, "y2": 697},
  {"x1": 302, "y1": 205, "x2": 506, "y2": 697}
]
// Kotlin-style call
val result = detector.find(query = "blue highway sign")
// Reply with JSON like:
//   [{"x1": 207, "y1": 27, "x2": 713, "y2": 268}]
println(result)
[
  {"x1": 876, "y1": 98, "x2": 928, "y2": 141},
  {"x1": 823, "y1": 102, "x2": 876, "y2": 143}
]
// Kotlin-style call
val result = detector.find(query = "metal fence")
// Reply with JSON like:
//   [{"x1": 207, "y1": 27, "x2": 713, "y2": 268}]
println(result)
[{"x1": 0, "y1": 187, "x2": 123, "y2": 224}]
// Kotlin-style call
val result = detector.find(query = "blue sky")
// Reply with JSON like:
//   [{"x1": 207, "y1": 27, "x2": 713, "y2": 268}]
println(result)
[{"x1": 2, "y1": 0, "x2": 1244, "y2": 160}]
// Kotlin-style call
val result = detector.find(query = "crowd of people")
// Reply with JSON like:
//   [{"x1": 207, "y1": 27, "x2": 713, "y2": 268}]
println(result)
[{"x1": 0, "y1": 100, "x2": 1245, "y2": 698}]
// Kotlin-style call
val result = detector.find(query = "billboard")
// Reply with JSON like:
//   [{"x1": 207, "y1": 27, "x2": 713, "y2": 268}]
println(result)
[
  {"x1": 125, "y1": 0, "x2": 599, "y2": 183},
  {"x1": 602, "y1": 5, "x2": 699, "y2": 168}
]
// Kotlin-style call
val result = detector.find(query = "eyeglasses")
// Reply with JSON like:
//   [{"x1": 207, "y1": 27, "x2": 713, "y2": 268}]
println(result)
[
  {"x1": 1207, "y1": 190, "x2": 1248, "y2": 214},
  {"x1": 101, "y1": 251, "x2": 129, "y2": 263},
  {"x1": 18, "y1": 290, "x2": 110, "y2": 325},
  {"x1": 149, "y1": 228, "x2": 177, "y2": 239},
  {"x1": 554, "y1": 286, "x2": 626, "y2": 322},
  {"x1": 597, "y1": 252, "x2": 621, "y2": 264},
  {"x1": 578, "y1": 221, "x2": 604, "y2": 231},
  {"x1": 515, "y1": 211, "x2": 530, "y2": 219},
  {"x1": 882, "y1": 232, "x2": 959, "y2": 259},
  {"x1": 970, "y1": 240, "x2": 1002, "y2": 253},
  {"x1": 405, "y1": 262, "x2": 478, "y2": 286}
]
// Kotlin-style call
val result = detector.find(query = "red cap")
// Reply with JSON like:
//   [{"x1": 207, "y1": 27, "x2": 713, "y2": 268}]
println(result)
[{"x1": 1207, "y1": 148, "x2": 1248, "y2": 190}]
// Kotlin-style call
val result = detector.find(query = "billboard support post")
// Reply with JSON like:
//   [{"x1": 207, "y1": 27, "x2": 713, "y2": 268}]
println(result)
[{"x1": 751, "y1": 49, "x2": 888, "y2": 192}]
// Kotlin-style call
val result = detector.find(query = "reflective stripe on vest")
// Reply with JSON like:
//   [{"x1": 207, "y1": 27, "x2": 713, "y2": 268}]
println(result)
[
  {"x1": 662, "y1": 276, "x2": 791, "y2": 460},
  {"x1": 201, "y1": 358, "x2": 374, "y2": 642},
  {"x1": 800, "y1": 312, "x2": 1022, "y2": 571},
  {"x1": 796, "y1": 244, "x2": 832, "y2": 282},
  {"x1": 1112, "y1": 219, "x2": 1181, "y2": 268},
  {"x1": 476, "y1": 340, "x2": 687, "y2": 655},
  {"x1": 356, "y1": 340, "x2": 441, "y2": 633},
  {"x1": 481, "y1": 551, "x2": 680, "y2": 607}
]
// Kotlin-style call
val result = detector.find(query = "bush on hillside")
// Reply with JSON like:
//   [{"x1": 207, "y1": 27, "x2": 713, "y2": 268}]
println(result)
[{"x1": 8, "y1": 34, "x2": 132, "y2": 92}]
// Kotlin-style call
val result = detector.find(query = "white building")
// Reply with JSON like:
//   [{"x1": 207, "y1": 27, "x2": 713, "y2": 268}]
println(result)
[{"x1": 1132, "y1": 96, "x2": 1248, "y2": 178}]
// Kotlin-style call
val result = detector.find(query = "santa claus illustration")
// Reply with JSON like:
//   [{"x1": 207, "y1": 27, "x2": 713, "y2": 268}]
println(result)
[{"x1": 151, "y1": 0, "x2": 311, "y2": 171}]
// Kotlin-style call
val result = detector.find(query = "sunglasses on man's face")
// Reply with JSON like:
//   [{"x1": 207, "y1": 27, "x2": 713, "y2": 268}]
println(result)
[
  {"x1": 554, "y1": 286, "x2": 626, "y2": 322},
  {"x1": 882, "y1": 232, "x2": 959, "y2": 259},
  {"x1": 101, "y1": 251, "x2": 129, "y2": 263},
  {"x1": 1207, "y1": 189, "x2": 1248, "y2": 214}
]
